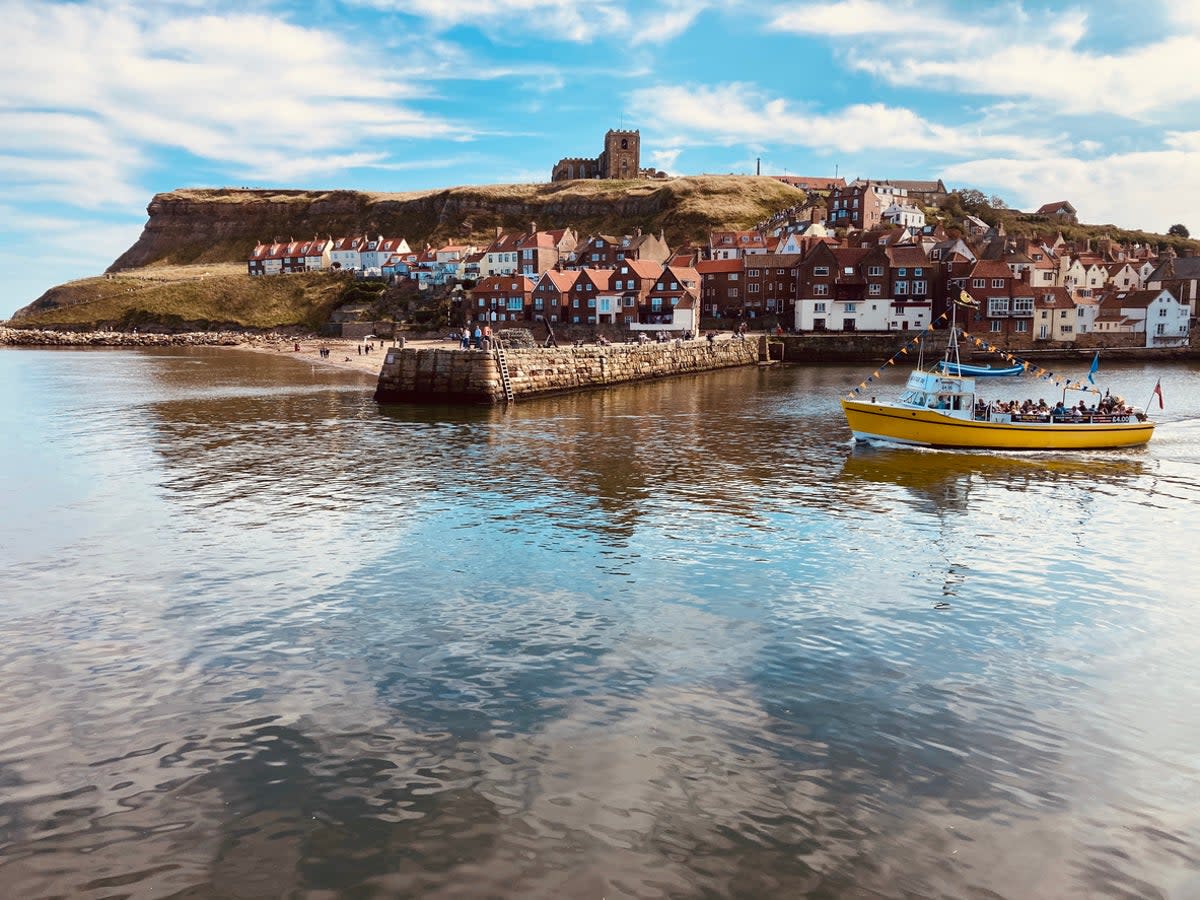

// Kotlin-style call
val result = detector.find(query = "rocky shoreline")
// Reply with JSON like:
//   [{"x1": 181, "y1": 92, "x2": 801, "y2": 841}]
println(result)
[{"x1": 0, "y1": 326, "x2": 308, "y2": 348}]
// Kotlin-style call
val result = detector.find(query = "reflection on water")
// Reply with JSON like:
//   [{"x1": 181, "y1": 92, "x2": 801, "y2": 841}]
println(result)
[{"x1": 1, "y1": 347, "x2": 1200, "y2": 898}]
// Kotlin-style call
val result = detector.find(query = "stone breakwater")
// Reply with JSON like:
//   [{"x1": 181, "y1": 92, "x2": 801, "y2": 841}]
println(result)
[
  {"x1": 375, "y1": 338, "x2": 763, "y2": 404},
  {"x1": 0, "y1": 327, "x2": 303, "y2": 348}
]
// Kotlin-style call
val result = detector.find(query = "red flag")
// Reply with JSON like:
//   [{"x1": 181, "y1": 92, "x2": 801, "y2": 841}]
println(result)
[{"x1": 1153, "y1": 379, "x2": 1164, "y2": 409}]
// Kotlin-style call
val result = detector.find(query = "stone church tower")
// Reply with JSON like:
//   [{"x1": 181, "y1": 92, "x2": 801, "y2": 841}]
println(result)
[
  {"x1": 600, "y1": 129, "x2": 640, "y2": 179},
  {"x1": 552, "y1": 128, "x2": 645, "y2": 181}
]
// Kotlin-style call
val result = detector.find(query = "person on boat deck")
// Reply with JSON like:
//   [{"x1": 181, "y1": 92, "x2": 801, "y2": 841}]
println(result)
[
  {"x1": 935, "y1": 395, "x2": 950, "y2": 409},
  {"x1": 1052, "y1": 400, "x2": 1067, "y2": 417}
]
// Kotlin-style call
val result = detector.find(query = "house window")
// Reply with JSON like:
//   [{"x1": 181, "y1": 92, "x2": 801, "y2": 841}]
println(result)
[
  {"x1": 868, "y1": 266, "x2": 883, "y2": 276},
  {"x1": 869, "y1": 284, "x2": 881, "y2": 295},
  {"x1": 1159, "y1": 306, "x2": 1168, "y2": 316},
  {"x1": 913, "y1": 268, "x2": 923, "y2": 276},
  {"x1": 1156, "y1": 322, "x2": 1166, "y2": 335},
  {"x1": 573, "y1": 299, "x2": 579, "y2": 308},
  {"x1": 1013, "y1": 297, "x2": 1034, "y2": 316},
  {"x1": 897, "y1": 268, "x2": 907, "y2": 277},
  {"x1": 1062, "y1": 325, "x2": 1073, "y2": 333},
  {"x1": 843, "y1": 267, "x2": 854, "y2": 275},
  {"x1": 845, "y1": 303, "x2": 857, "y2": 312},
  {"x1": 651, "y1": 298, "x2": 663, "y2": 310},
  {"x1": 1015, "y1": 320, "x2": 1028, "y2": 332},
  {"x1": 507, "y1": 297, "x2": 523, "y2": 310},
  {"x1": 814, "y1": 266, "x2": 829, "y2": 276},
  {"x1": 990, "y1": 320, "x2": 1002, "y2": 332},
  {"x1": 748, "y1": 269, "x2": 760, "y2": 277},
  {"x1": 588, "y1": 298, "x2": 596, "y2": 308},
  {"x1": 624, "y1": 297, "x2": 634, "y2": 307},
  {"x1": 729, "y1": 273, "x2": 739, "y2": 281},
  {"x1": 895, "y1": 281, "x2": 908, "y2": 295},
  {"x1": 814, "y1": 302, "x2": 826, "y2": 312},
  {"x1": 913, "y1": 281, "x2": 927, "y2": 293},
  {"x1": 1060, "y1": 310, "x2": 1068, "y2": 318},
  {"x1": 728, "y1": 288, "x2": 738, "y2": 297},
  {"x1": 814, "y1": 285, "x2": 829, "y2": 296},
  {"x1": 988, "y1": 297, "x2": 1010, "y2": 316},
  {"x1": 992, "y1": 278, "x2": 1005, "y2": 288},
  {"x1": 748, "y1": 283, "x2": 760, "y2": 293},
  {"x1": 972, "y1": 278, "x2": 986, "y2": 288},
  {"x1": 534, "y1": 298, "x2": 543, "y2": 309}
]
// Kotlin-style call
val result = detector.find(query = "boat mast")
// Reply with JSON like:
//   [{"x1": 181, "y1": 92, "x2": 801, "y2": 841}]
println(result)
[{"x1": 946, "y1": 301, "x2": 962, "y2": 368}]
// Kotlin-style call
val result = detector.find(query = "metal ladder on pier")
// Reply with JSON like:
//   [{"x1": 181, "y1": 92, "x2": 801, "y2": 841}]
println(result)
[{"x1": 494, "y1": 347, "x2": 515, "y2": 403}]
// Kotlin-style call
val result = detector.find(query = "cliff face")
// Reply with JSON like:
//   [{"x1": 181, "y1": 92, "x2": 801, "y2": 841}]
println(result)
[{"x1": 108, "y1": 177, "x2": 804, "y2": 270}]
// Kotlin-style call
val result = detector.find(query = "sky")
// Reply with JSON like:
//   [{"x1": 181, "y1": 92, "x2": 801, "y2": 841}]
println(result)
[{"x1": 4, "y1": 0, "x2": 1200, "y2": 318}]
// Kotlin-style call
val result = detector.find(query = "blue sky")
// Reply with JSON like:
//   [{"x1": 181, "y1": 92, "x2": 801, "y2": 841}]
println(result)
[{"x1": 4, "y1": 0, "x2": 1200, "y2": 318}]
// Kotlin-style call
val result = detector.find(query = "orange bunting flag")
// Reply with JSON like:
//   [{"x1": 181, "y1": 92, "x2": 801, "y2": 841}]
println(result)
[{"x1": 899, "y1": 347, "x2": 908, "y2": 355}]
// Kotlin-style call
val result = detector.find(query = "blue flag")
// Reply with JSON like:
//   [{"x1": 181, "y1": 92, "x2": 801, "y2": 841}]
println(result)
[{"x1": 1087, "y1": 352, "x2": 1099, "y2": 384}]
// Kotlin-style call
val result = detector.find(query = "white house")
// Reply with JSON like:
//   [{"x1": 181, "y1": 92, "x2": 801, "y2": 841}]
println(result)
[
  {"x1": 882, "y1": 202, "x2": 926, "y2": 231},
  {"x1": 1094, "y1": 289, "x2": 1189, "y2": 347},
  {"x1": 794, "y1": 296, "x2": 891, "y2": 332},
  {"x1": 330, "y1": 236, "x2": 365, "y2": 271}
]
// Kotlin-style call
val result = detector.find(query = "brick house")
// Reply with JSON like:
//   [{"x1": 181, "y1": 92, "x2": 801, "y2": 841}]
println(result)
[
  {"x1": 745, "y1": 253, "x2": 803, "y2": 321},
  {"x1": 468, "y1": 275, "x2": 534, "y2": 322},
  {"x1": 529, "y1": 270, "x2": 578, "y2": 322},
  {"x1": 696, "y1": 259, "x2": 744, "y2": 317}
]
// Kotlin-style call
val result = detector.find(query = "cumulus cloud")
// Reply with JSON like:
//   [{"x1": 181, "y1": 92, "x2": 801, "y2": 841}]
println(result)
[
  {"x1": 0, "y1": 1, "x2": 462, "y2": 207},
  {"x1": 628, "y1": 84, "x2": 1055, "y2": 157},
  {"x1": 350, "y1": 0, "x2": 631, "y2": 42},
  {"x1": 943, "y1": 142, "x2": 1200, "y2": 233},
  {"x1": 771, "y1": 1, "x2": 1200, "y2": 117}
]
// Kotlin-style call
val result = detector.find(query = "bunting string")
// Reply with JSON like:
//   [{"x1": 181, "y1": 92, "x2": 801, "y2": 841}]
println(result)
[
  {"x1": 960, "y1": 329, "x2": 1101, "y2": 396},
  {"x1": 846, "y1": 311, "x2": 949, "y2": 399}
]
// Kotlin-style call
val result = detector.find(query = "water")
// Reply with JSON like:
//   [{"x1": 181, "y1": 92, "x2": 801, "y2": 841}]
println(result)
[{"x1": 2, "y1": 346, "x2": 1200, "y2": 898}]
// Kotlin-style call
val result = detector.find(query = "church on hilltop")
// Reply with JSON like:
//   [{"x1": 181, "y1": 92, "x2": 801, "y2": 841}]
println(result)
[{"x1": 551, "y1": 129, "x2": 668, "y2": 182}]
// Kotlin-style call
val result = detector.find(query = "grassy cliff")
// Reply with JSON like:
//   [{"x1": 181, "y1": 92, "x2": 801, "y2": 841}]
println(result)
[{"x1": 10, "y1": 176, "x2": 804, "y2": 327}]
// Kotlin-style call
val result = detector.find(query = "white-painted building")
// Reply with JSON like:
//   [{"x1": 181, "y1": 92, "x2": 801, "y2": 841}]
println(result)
[
  {"x1": 882, "y1": 202, "x2": 926, "y2": 230},
  {"x1": 330, "y1": 236, "x2": 366, "y2": 271},
  {"x1": 1094, "y1": 289, "x2": 1190, "y2": 347}
]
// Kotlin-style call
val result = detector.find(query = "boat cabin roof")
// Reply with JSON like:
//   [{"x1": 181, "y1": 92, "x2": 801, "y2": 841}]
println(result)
[{"x1": 907, "y1": 369, "x2": 976, "y2": 394}]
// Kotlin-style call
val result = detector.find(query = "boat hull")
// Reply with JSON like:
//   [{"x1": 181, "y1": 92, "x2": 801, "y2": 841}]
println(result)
[{"x1": 841, "y1": 400, "x2": 1154, "y2": 449}]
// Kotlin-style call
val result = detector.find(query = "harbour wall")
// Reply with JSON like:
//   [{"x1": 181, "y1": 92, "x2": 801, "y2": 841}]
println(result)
[{"x1": 374, "y1": 338, "x2": 762, "y2": 404}]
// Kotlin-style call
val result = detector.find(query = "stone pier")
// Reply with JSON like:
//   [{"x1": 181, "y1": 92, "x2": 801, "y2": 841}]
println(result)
[{"x1": 374, "y1": 338, "x2": 762, "y2": 404}]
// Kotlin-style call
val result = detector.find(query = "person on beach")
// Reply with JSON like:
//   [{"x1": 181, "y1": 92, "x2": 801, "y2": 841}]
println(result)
[{"x1": 473, "y1": 326, "x2": 482, "y2": 349}]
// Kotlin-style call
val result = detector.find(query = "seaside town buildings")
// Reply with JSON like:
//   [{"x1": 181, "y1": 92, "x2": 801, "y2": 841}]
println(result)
[{"x1": 245, "y1": 177, "x2": 1193, "y2": 348}]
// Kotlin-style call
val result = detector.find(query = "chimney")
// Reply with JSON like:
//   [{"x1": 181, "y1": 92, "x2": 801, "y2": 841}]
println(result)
[
  {"x1": 496, "y1": 226, "x2": 503, "y2": 238},
  {"x1": 635, "y1": 227, "x2": 642, "y2": 237},
  {"x1": 530, "y1": 221, "x2": 537, "y2": 234}
]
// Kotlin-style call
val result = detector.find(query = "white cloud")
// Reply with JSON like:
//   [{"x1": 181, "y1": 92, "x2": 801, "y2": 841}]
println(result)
[
  {"x1": 650, "y1": 148, "x2": 682, "y2": 172},
  {"x1": 0, "y1": 2, "x2": 463, "y2": 207},
  {"x1": 631, "y1": 0, "x2": 716, "y2": 45},
  {"x1": 628, "y1": 84, "x2": 1055, "y2": 157},
  {"x1": 772, "y1": 1, "x2": 1200, "y2": 117},
  {"x1": 350, "y1": 0, "x2": 630, "y2": 42},
  {"x1": 942, "y1": 143, "x2": 1200, "y2": 233}
]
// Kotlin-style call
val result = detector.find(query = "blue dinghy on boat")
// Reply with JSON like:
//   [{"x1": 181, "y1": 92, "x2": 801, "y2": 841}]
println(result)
[{"x1": 937, "y1": 360, "x2": 1025, "y2": 377}]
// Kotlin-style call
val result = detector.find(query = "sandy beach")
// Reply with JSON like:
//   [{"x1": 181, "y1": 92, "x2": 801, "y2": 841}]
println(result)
[{"x1": 240, "y1": 335, "x2": 452, "y2": 375}]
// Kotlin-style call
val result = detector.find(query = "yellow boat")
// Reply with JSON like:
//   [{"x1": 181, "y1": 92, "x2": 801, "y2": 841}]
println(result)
[{"x1": 842, "y1": 368, "x2": 1154, "y2": 450}]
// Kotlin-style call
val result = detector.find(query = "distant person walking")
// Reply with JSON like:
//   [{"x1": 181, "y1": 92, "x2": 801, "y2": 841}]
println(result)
[{"x1": 473, "y1": 325, "x2": 482, "y2": 349}]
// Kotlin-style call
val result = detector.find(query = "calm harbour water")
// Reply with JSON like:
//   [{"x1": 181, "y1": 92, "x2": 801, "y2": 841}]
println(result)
[{"x1": 2, "y1": 345, "x2": 1200, "y2": 899}]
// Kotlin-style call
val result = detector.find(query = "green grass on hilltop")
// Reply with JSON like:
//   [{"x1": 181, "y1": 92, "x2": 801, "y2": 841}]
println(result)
[{"x1": 13, "y1": 268, "x2": 351, "y2": 330}]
